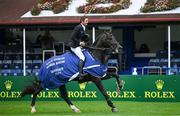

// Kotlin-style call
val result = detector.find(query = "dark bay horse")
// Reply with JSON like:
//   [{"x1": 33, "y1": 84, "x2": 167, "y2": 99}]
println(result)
[{"x1": 21, "y1": 31, "x2": 123, "y2": 113}]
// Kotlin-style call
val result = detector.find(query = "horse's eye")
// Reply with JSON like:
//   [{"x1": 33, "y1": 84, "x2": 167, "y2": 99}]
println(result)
[
  {"x1": 106, "y1": 35, "x2": 112, "y2": 40},
  {"x1": 108, "y1": 36, "x2": 113, "y2": 40}
]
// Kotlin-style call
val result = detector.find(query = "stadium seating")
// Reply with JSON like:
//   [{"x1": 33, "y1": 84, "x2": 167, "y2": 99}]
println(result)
[
  {"x1": 32, "y1": 60, "x2": 42, "y2": 69},
  {"x1": 32, "y1": 69, "x2": 40, "y2": 76},
  {"x1": 108, "y1": 59, "x2": 118, "y2": 67},
  {"x1": 0, "y1": 69, "x2": 11, "y2": 76},
  {"x1": 0, "y1": 49, "x2": 179, "y2": 76},
  {"x1": 9, "y1": 69, "x2": 22, "y2": 76},
  {"x1": 13, "y1": 60, "x2": 23, "y2": 69},
  {"x1": 3, "y1": 54, "x2": 12, "y2": 60},
  {"x1": 32, "y1": 54, "x2": 42, "y2": 60},
  {"x1": 0, "y1": 54, "x2": 3, "y2": 60},
  {"x1": 26, "y1": 60, "x2": 32, "y2": 69},
  {"x1": 0, "y1": 61, "x2": 1, "y2": 67},
  {"x1": 148, "y1": 58, "x2": 160, "y2": 66},
  {"x1": 148, "y1": 57, "x2": 180, "y2": 75},
  {"x1": 2, "y1": 60, "x2": 12, "y2": 69},
  {"x1": 26, "y1": 69, "x2": 32, "y2": 76}
]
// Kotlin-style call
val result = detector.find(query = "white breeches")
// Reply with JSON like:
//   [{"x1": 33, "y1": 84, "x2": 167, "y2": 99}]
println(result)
[{"x1": 71, "y1": 47, "x2": 85, "y2": 61}]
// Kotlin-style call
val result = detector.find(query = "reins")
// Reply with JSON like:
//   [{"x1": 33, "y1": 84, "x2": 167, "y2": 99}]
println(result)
[{"x1": 83, "y1": 46, "x2": 110, "y2": 51}]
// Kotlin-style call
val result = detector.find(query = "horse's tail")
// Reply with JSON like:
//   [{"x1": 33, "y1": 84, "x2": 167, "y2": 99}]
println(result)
[{"x1": 21, "y1": 77, "x2": 42, "y2": 97}]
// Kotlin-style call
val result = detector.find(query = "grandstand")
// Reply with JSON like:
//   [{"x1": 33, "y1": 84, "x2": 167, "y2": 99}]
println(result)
[{"x1": 0, "y1": 0, "x2": 180, "y2": 76}]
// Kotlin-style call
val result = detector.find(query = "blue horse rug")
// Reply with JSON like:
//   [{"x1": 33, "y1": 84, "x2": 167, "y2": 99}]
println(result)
[{"x1": 38, "y1": 50, "x2": 107, "y2": 89}]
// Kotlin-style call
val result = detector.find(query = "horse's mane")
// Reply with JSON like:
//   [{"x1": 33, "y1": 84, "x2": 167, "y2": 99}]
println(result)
[{"x1": 92, "y1": 32, "x2": 105, "y2": 47}]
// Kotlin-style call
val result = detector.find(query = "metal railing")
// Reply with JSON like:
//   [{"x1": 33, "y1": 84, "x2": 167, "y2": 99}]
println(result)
[
  {"x1": 142, "y1": 66, "x2": 162, "y2": 75},
  {"x1": 132, "y1": 66, "x2": 180, "y2": 75},
  {"x1": 42, "y1": 50, "x2": 56, "y2": 63}
]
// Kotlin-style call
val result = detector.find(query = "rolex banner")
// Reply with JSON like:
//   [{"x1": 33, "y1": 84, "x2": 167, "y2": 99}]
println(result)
[{"x1": 0, "y1": 75, "x2": 179, "y2": 102}]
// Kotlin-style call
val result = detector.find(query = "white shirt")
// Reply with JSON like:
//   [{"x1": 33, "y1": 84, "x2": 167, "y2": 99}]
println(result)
[{"x1": 81, "y1": 24, "x2": 86, "y2": 31}]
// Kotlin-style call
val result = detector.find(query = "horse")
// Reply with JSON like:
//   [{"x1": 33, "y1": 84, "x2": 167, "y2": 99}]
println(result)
[{"x1": 21, "y1": 31, "x2": 123, "y2": 113}]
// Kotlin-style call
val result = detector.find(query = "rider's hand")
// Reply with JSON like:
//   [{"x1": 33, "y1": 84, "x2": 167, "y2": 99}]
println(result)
[{"x1": 80, "y1": 41, "x2": 85, "y2": 46}]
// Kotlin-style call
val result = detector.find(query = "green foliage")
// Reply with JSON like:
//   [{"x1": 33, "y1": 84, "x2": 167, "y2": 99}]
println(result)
[
  {"x1": 37, "y1": 0, "x2": 44, "y2": 4},
  {"x1": 141, "y1": 0, "x2": 180, "y2": 13},
  {"x1": 31, "y1": 6, "x2": 41, "y2": 16},
  {"x1": 140, "y1": 5, "x2": 155, "y2": 13},
  {"x1": 169, "y1": 0, "x2": 180, "y2": 9},
  {"x1": 78, "y1": 0, "x2": 131, "y2": 14},
  {"x1": 52, "y1": 2, "x2": 66, "y2": 14},
  {"x1": 31, "y1": 0, "x2": 71, "y2": 16}
]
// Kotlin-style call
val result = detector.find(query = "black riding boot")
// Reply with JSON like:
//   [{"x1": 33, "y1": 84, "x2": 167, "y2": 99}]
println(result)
[{"x1": 79, "y1": 59, "x2": 84, "y2": 81}]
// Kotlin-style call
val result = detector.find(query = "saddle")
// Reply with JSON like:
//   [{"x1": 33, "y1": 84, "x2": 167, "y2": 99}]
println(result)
[{"x1": 71, "y1": 49, "x2": 108, "y2": 77}]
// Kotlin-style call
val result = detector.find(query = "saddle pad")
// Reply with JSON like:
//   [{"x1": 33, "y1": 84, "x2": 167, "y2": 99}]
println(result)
[{"x1": 38, "y1": 50, "x2": 107, "y2": 89}]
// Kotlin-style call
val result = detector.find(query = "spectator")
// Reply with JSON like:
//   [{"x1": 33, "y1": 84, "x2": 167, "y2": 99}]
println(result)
[
  {"x1": 15, "y1": 34, "x2": 22, "y2": 45},
  {"x1": 139, "y1": 43, "x2": 150, "y2": 53},
  {"x1": 35, "y1": 34, "x2": 42, "y2": 47},
  {"x1": 40, "y1": 31, "x2": 55, "y2": 50}
]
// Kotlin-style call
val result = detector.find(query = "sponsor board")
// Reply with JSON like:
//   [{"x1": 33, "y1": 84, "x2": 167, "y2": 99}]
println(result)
[{"x1": 0, "y1": 75, "x2": 179, "y2": 101}]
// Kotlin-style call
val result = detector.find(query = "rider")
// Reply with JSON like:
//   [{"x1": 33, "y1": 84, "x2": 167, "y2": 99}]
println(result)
[{"x1": 68, "y1": 16, "x2": 89, "y2": 81}]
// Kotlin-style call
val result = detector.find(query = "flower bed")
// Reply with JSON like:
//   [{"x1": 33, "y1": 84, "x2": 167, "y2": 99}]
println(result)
[
  {"x1": 31, "y1": 0, "x2": 71, "y2": 16},
  {"x1": 77, "y1": 0, "x2": 131, "y2": 14},
  {"x1": 141, "y1": 0, "x2": 180, "y2": 13}
]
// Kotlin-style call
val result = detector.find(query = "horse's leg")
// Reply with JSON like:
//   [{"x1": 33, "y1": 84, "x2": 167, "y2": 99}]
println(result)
[
  {"x1": 59, "y1": 85, "x2": 81, "y2": 113},
  {"x1": 101, "y1": 73, "x2": 122, "y2": 95},
  {"x1": 115, "y1": 74, "x2": 122, "y2": 95},
  {"x1": 107, "y1": 73, "x2": 123, "y2": 95},
  {"x1": 31, "y1": 88, "x2": 43, "y2": 113},
  {"x1": 92, "y1": 77, "x2": 118, "y2": 112}
]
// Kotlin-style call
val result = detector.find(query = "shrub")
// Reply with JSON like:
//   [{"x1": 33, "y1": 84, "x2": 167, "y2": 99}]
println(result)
[
  {"x1": 31, "y1": 0, "x2": 71, "y2": 15},
  {"x1": 31, "y1": 6, "x2": 41, "y2": 16},
  {"x1": 141, "y1": 0, "x2": 180, "y2": 13},
  {"x1": 52, "y1": 2, "x2": 66, "y2": 14},
  {"x1": 77, "y1": 0, "x2": 131, "y2": 14}
]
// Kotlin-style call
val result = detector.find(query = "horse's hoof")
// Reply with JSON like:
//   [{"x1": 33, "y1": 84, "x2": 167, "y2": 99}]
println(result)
[
  {"x1": 31, "y1": 106, "x2": 36, "y2": 113},
  {"x1": 72, "y1": 108, "x2": 81, "y2": 113},
  {"x1": 74, "y1": 109, "x2": 81, "y2": 113},
  {"x1": 112, "y1": 108, "x2": 118, "y2": 112},
  {"x1": 70, "y1": 105, "x2": 81, "y2": 113},
  {"x1": 31, "y1": 109, "x2": 36, "y2": 113}
]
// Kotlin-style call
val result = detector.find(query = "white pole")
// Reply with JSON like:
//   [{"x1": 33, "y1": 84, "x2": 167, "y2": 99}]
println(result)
[
  {"x1": 92, "y1": 27, "x2": 95, "y2": 43},
  {"x1": 168, "y1": 25, "x2": 171, "y2": 75},
  {"x1": 23, "y1": 28, "x2": 26, "y2": 76}
]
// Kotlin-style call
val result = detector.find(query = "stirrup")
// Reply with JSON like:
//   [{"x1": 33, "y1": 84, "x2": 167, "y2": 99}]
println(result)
[
  {"x1": 78, "y1": 73, "x2": 86, "y2": 80},
  {"x1": 79, "y1": 76, "x2": 83, "y2": 81}
]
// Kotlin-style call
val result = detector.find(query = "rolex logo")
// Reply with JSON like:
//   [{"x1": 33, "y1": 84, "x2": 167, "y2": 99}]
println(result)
[
  {"x1": 155, "y1": 80, "x2": 164, "y2": 90},
  {"x1": 79, "y1": 82, "x2": 87, "y2": 90},
  {"x1": 117, "y1": 80, "x2": 125, "y2": 90},
  {"x1": 4, "y1": 80, "x2": 13, "y2": 90},
  {"x1": 122, "y1": 80, "x2": 125, "y2": 89}
]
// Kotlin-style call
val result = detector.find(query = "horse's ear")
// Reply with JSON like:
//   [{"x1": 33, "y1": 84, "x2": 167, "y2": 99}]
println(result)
[
  {"x1": 104, "y1": 30, "x2": 109, "y2": 35},
  {"x1": 104, "y1": 30, "x2": 112, "y2": 35},
  {"x1": 105, "y1": 30, "x2": 113, "y2": 36},
  {"x1": 104, "y1": 30, "x2": 108, "y2": 34}
]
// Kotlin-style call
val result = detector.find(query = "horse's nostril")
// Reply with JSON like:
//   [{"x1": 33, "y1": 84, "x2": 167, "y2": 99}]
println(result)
[
  {"x1": 112, "y1": 45, "x2": 116, "y2": 49},
  {"x1": 118, "y1": 45, "x2": 123, "y2": 49}
]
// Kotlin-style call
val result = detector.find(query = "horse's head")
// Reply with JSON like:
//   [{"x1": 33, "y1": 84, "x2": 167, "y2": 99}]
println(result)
[{"x1": 102, "y1": 31, "x2": 122, "y2": 53}]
